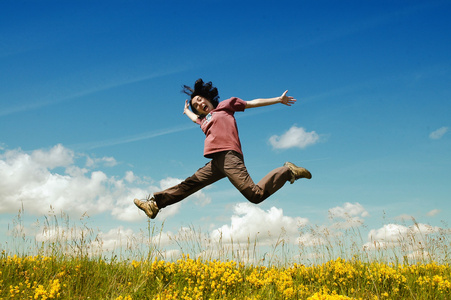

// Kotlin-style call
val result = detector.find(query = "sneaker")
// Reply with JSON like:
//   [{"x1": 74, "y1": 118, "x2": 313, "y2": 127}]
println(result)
[
  {"x1": 134, "y1": 196, "x2": 159, "y2": 219},
  {"x1": 284, "y1": 162, "x2": 312, "y2": 184}
]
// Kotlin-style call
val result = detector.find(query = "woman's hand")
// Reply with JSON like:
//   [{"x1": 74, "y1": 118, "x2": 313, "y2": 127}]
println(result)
[
  {"x1": 279, "y1": 90, "x2": 296, "y2": 106},
  {"x1": 183, "y1": 99, "x2": 190, "y2": 114}
]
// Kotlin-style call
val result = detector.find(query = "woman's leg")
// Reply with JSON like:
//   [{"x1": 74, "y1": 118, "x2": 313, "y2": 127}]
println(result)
[
  {"x1": 154, "y1": 161, "x2": 225, "y2": 209},
  {"x1": 220, "y1": 151, "x2": 292, "y2": 204}
]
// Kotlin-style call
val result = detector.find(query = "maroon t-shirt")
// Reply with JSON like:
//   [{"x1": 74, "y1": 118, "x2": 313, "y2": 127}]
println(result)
[{"x1": 196, "y1": 97, "x2": 246, "y2": 158}]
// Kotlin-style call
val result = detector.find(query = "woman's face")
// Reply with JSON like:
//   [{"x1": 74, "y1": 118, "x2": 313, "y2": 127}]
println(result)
[{"x1": 191, "y1": 95, "x2": 214, "y2": 115}]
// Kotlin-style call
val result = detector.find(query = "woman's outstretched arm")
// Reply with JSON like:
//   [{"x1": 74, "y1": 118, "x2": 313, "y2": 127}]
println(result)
[{"x1": 245, "y1": 90, "x2": 296, "y2": 109}]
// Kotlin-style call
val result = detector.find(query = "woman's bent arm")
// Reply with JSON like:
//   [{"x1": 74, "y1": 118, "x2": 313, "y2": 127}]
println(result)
[{"x1": 183, "y1": 100, "x2": 199, "y2": 123}]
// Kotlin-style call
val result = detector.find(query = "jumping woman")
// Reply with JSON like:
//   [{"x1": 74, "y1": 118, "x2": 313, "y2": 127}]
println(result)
[{"x1": 134, "y1": 79, "x2": 311, "y2": 219}]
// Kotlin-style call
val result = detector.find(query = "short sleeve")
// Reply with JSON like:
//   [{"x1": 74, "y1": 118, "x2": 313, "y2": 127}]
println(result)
[{"x1": 220, "y1": 97, "x2": 246, "y2": 112}]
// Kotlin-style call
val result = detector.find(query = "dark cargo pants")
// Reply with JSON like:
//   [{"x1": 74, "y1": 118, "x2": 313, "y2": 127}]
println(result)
[{"x1": 154, "y1": 150, "x2": 292, "y2": 209}]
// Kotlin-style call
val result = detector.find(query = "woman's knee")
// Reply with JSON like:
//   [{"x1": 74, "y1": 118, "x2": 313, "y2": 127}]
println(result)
[{"x1": 243, "y1": 190, "x2": 268, "y2": 204}]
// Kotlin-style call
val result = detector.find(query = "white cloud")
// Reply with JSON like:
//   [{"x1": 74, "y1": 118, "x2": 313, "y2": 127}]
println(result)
[
  {"x1": 0, "y1": 144, "x2": 210, "y2": 221},
  {"x1": 94, "y1": 226, "x2": 137, "y2": 252},
  {"x1": 124, "y1": 171, "x2": 136, "y2": 183},
  {"x1": 85, "y1": 155, "x2": 117, "y2": 168},
  {"x1": 328, "y1": 202, "x2": 369, "y2": 228},
  {"x1": 35, "y1": 225, "x2": 89, "y2": 243},
  {"x1": 368, "y1": 224, "x2": 409, "y2": 244},
  {"x1": 426, "y1": 209, "x2": 441, "y2": 217},
  {"x1": 429, "y1": 126, "x2": 449, "y2": 139},
  {"x1": 297, "y1": 231, "x2": 327, "y2": 247},
  {"x1": 33, "y1": 224, "x2": 155, "y2": 256},
  {"x1": 84, "y1": 226, "x2": 183, "y2": 258},
  {"x1": 329, "y1": 202, "x2": 369, "y2": 219},
  {"x1": 394, "y1": 214, "x2": 414, "y2": 221},
  {"x1": 159, "y1": 177, "x2": 182, "y2": 190},
  {"x1": 211, "y1": 202, "x2": 308, "y2": 246},
  {"x1": 31, "y1": 144, "x2": 74, "y2": 169},
  {"x1": 269, "y1": 125, "x2": 320, "y2": 150},
  {"x1": 364, "y1": 223, "x2": 441, "y2": 250},
  {"x1": 0, "y1": 145, "x2": 115, "y2": 216}
]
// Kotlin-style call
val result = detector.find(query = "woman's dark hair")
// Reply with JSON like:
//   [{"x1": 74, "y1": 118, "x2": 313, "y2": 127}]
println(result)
[{"x1": 182, "y1": 78, "x2": 219, "y2": 116}]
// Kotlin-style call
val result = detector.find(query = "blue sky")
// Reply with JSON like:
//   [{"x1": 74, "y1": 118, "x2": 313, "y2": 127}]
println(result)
[{"x1": 1, "y1": 0, "x2": 450, "y2": 260}]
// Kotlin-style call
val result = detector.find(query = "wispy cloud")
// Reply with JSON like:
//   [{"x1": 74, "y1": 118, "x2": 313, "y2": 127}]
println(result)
[
  {"x1": 0, "y1": 67, "x2": 187, "y2": 117},
  {"x1": 72, "y1": 124, "x2": 196, "y2": 150},
  {"x1": 294, "y1": 1, "x2": 445, "y2": 52},
  {"x1": 426, "y1": 209, "x2": 441, "y2": 217},
  {"x1": 429, "y1": 126, "x2": 449, "y2": 140}
]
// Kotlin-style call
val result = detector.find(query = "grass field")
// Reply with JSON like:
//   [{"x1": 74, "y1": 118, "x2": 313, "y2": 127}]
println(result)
[{"x1": 1, "y1": 209, "x2": 450, "y2": 299}]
